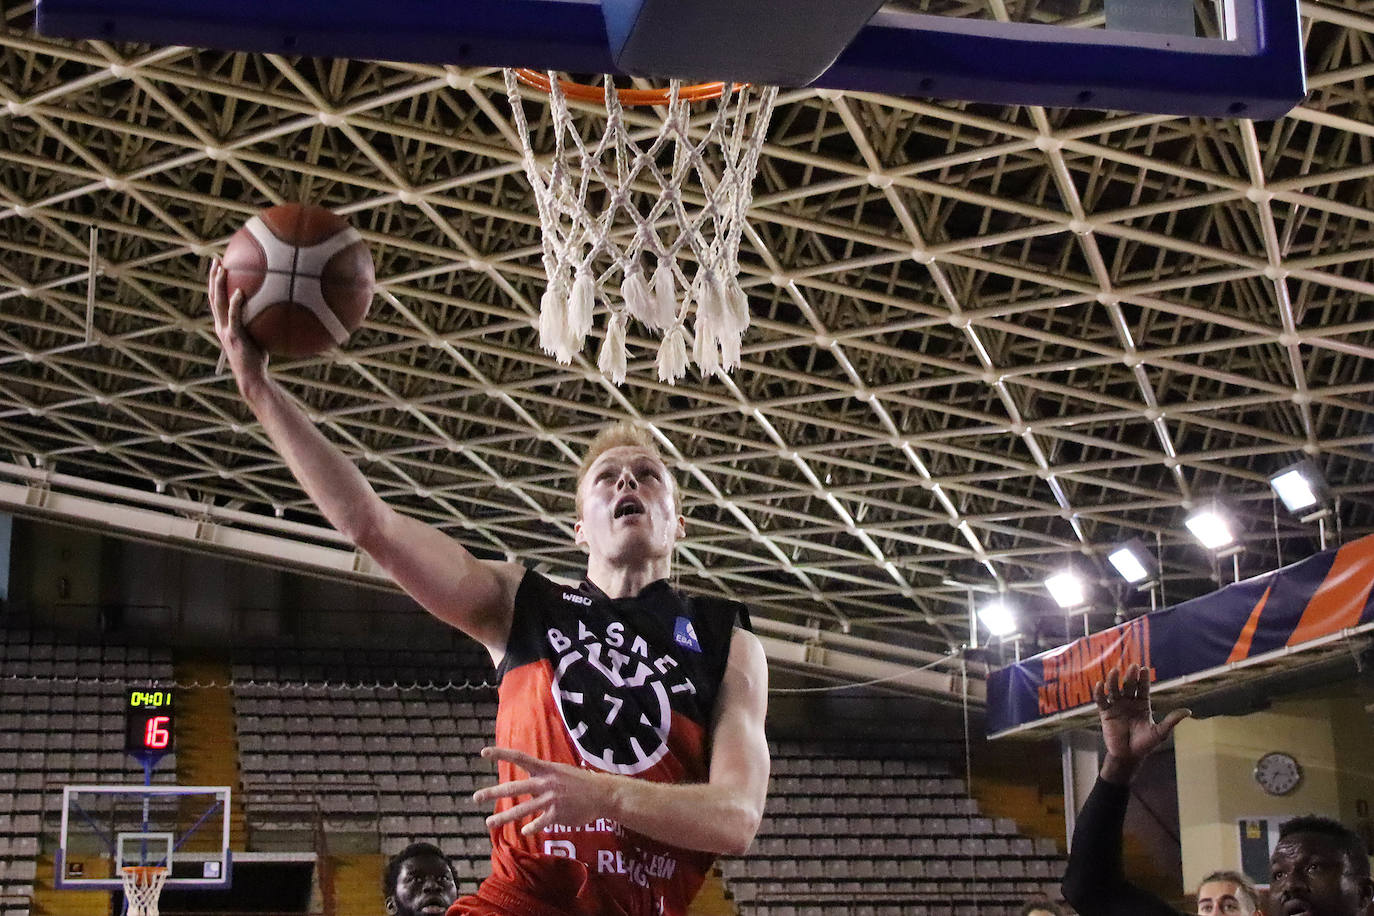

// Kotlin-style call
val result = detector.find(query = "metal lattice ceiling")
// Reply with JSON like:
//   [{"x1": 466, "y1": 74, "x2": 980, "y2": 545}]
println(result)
[{"x1": 2, "y1": 0, "x2": 1373, "y2": 662}]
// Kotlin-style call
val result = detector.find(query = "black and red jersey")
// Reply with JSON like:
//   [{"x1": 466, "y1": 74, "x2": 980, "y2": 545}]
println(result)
[{"x1": 482, "y1": 569, "x2": 749, "y2": 916}]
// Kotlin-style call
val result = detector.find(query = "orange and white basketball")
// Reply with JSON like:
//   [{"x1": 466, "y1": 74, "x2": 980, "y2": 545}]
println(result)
[{"x1": 221, "y1": 203, "x2": 374, "y2": 358}]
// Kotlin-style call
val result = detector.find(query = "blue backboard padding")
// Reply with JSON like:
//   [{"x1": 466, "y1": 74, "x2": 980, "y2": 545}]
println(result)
[
  {"x1": 35, "y1": 0, "x2": 1305, "y2": 118},
  {"x1": 36, "y1": 0, "x2": 619, "y2": 75},
  {"x1": 600, "y1": 0, "x2": 887, "y2": 86},
  {"x1": 812, "y1": 11, "x2": 1306, "y2": 118}
]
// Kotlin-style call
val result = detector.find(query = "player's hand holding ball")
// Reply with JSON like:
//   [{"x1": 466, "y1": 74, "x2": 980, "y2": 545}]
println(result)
[
  {"x1": 209, "y1": 258, "x2": 268, "y2": 397},
  {"x1": 209, "y1": 203, "x2": 374, "y2": 396}
]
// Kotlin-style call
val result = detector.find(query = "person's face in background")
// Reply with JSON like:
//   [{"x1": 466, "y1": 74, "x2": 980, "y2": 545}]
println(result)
[
  {"x1": 1269, "y1": 832, "x2": 1373, "y2": 916},
  {"x1": 1197, "y1": 880, "x2": 1258, "y2": 916},
  {"x1": 386, "y1": 853, "x2": 457, "y2": 916}
]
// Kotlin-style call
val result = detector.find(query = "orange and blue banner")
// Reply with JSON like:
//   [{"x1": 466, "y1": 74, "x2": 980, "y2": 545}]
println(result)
[{"x1": 987, "y1": 533, "x2": 1374, "y2": 736}]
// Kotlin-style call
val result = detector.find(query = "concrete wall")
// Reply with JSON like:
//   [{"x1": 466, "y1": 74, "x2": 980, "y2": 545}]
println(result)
[
  {"x1": 3, "y1": 516, "x2": 434, "y2": 648},
  {"x1": 1175, "y1": 686, "x2": 1373, "y2": 889},
  {"x1": 9, "y1": 518, "x2": 104, "y2": 620}
]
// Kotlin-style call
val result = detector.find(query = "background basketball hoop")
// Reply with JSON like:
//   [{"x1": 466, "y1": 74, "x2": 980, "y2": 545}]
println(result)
[{"x1": 504, "y1": 69, "x2": 777, "y2": 385}]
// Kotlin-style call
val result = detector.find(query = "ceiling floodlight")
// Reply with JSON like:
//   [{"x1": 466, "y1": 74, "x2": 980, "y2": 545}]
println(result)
[
  {"x1": 1107, "y1": 539, "x2": 1157, "y2": 586},
  {"x1": 1270, "y1": 467, "x2": 1316, "y2": 511},
  {"x1": 977, "y1": 600, "x2": 1018, "y2": 638},
  {"x1": 1269, "y1": 460, "x2": 1330, "y2": 517},
  {"x1": 1185, "y1": 506, "x2": 1236, "y2": 551},
  {"x1": 1045, "y1": 570, "x2": 1087, "y2": 609}
]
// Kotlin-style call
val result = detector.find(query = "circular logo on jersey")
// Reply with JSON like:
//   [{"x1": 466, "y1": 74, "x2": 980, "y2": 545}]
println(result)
[{"x1": 546, "y1": 620, "x2": 683, "y2": 775}]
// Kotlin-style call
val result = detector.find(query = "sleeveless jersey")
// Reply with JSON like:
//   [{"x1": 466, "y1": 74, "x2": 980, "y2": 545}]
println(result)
[{"x1": 481, "y1": 570, "x2": 749, "y2": 916}]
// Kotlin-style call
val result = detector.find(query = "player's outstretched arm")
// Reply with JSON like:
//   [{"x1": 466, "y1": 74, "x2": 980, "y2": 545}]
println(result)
[
  {"x1": 1061, "y1": 665, "x2": 1190, "y2": 916},
  {"x1": 474, "y1": 628, "x2": 770, "y2": 855},
  {"x1": 208, "y1": 260, "x2": 521, "y2": 658}
]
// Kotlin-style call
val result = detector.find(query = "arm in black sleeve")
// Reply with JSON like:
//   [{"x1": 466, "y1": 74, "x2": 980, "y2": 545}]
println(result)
[{"x1": 1061, "y1": 777, "x2": 1182, "y2": 916}]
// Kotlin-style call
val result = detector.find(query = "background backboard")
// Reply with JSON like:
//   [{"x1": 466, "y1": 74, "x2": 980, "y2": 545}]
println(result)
[{"x1": 56, "y1": 785, "x2": 233, "y2": 890}]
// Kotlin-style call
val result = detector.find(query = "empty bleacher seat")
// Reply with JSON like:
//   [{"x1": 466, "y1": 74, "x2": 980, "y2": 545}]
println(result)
[
  {"x1": 230, "y1": 642, "x2": 499, "y2": 858},
  {"x1": 720, "y1": 738, "x2": 1064, "y2": 914}
]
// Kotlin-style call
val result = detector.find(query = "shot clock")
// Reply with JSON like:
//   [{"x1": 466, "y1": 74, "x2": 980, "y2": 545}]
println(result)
[{"x1": 124, "y1": 688, "x2": 174, "y2": 759}]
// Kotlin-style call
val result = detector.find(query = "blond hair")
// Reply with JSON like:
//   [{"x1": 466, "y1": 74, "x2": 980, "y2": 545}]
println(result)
[{"x1": 575, "y1": 422, "x2": 681, "y2": 517}]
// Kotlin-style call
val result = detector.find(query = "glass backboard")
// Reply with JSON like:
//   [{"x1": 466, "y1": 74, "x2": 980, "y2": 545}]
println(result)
[{"x1": 56, "y1": 784, "x2": 233, "y2": 891}]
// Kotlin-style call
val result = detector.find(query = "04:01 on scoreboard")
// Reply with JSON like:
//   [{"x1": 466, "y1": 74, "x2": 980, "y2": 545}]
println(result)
[{"x1": 124, "y1": 688, "x2": 174, "y2": 756}]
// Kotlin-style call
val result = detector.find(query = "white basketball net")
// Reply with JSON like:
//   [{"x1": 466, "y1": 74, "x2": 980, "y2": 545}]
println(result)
[
  {"x1": 504, "y1": 71, "x2": 778, "y2": 385},
  {"x1": 121, "y1": 866, "x2": 168, "y2": 916}
]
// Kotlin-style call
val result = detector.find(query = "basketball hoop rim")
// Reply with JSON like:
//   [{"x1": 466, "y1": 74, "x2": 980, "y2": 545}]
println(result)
[
  {"x1": 121, "y1": 864, "x2": 168, "y2": 916},
  {"x1": 510, "y1": 68, "x2": 739, "y2": 105}
]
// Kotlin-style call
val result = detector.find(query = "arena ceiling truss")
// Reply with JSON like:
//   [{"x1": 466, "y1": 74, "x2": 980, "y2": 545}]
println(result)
[{"x1": 1, "y1": 0, "x2": 1373, "y2": 692}]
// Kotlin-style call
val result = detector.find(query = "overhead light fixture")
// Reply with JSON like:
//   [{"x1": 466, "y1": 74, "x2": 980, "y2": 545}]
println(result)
[
  {"x1": 977, "y1": 600, "x2": 1018, "y2": 638},
  {"x1": 1269, "y1": 460, "x2": 1330, "y2": 519},
  {"x1": 1044, "y1": 570, "x2": 1087, "y2": 609},
  {"x1": 1107, "y1": 539, "x2": 1158, "y2": 586},
  {"x1": 1185, "y1": 506, "x2": 1236, "y2": 551}
]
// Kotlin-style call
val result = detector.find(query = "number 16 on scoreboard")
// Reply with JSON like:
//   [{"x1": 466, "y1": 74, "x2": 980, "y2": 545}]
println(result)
[{"x1": 124, "y1": 688, "x2": 175, "y2": 768}]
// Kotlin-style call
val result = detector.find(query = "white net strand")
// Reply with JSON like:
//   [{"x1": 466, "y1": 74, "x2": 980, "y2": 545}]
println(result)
[
  {"x1": 504, "y1": 70, "x2": 778, "y2": 384},
  {"x1": 121, "y1": 867, "x2": 168, "y2": 916}
]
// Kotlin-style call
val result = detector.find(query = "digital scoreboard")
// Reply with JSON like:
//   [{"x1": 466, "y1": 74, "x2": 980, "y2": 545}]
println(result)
[{"x1": 124, "y1": 688, "x2": 174, "y2": 757}]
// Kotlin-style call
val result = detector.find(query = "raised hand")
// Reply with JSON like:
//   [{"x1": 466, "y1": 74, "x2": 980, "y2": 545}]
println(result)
[
  {"x1": 208, "y1": 258, "x2": 268, "y2": 395},
  {"x1": 1094, "y1": 664, "x2": 1190, "y2": 784},
  {"x1": 473, "y1": 746, "x2": 615, "y2": 836}
]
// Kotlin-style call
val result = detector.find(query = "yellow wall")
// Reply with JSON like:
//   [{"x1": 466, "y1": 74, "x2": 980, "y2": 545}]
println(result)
[
  {"x1": 1329, "y1": 694, "x2": 1374, "y2": 834},
  {"x1": 1174, "y1": 688, "x2": 1371, "y2": 890}
]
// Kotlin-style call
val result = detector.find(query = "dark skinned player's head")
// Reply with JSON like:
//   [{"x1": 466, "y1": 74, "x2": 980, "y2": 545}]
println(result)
[
  {"x1": 1020, "y1": 900, "x2": 1066, "y2": 916},
  {"x1": 383, "y1": 842, "x2": 458, "y2": 916},
  {"x1": 1270, "y1": 816, "x2": 1372, "y2": 916}
]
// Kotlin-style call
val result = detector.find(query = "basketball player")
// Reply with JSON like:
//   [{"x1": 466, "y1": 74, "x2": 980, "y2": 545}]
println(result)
[
  {"x1": 1063, "y1": 666, "x2": 1372, "y2": 916},
  {"x1": 208, "y1": 265, "x2": 770, "y2": 916},
  {"x1": 1021, "y1": 898, "x2": 1068, "y2": 916},
  {"x1": 385, "y1": 843, "x2": 459, "y2": 916},
  {"x1": 1268, "y1": 817, "x2": 1372, "y2": 916}
]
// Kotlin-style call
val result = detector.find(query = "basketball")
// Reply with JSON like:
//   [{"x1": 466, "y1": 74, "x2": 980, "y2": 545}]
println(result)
[{"x1": 221, "y1": 203, "x2": 374, "y2": 358}]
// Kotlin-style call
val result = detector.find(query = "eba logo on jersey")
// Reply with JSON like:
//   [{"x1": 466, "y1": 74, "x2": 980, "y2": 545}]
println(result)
[
  {"x1": 673, "y1": 617, "x2": 701, "y2": 653},
  {"x1": 545, "y1": 618, "x2": 698, "y2": 776}
]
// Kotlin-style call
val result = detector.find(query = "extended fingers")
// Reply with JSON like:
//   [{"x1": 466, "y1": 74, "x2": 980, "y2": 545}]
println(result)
[
  {"x1": 1158, "y1": 707, "x2": 1191, "y2": 735},
  {"x1": 1117, "y1": 663, "x2": 1145, "y2": 700},
  {"x1": 1104, "y1": 666, "x2": 1122, "y2": 702},
  {"x1": 208, "y1": 260, "x2": 247, "y2": 340},
  {"x1": 481, "y1": 745, "x2": 549, "y2": 775},
  {"x1": 521, "y1": 809, "x2": 558, "y2": 836},
  {"x1": 1117, "y1": 667, "x2": 1134, "y2": 697},
  {"x1": 208, "y1": 260, "x2": 226, "y2": 328},
  {"x1": 484, "y1": 792, "x2": 555, "y2": 830},
  {"x1": 1110, "y1": 665, "x2": 1146, "y2": 702},
  {"x1": 1134, "y1": 666, "x2": 1152, "y2": 699},
  {"x1": 472, "y1": 776, "x2": 540, "y2": 805},
  {"x1": 1100, "y1": 665, "x2": 1154, "y2": 707},
  {"x1": 226, "y1": 287, "x2": 244, "y2": 332}
]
